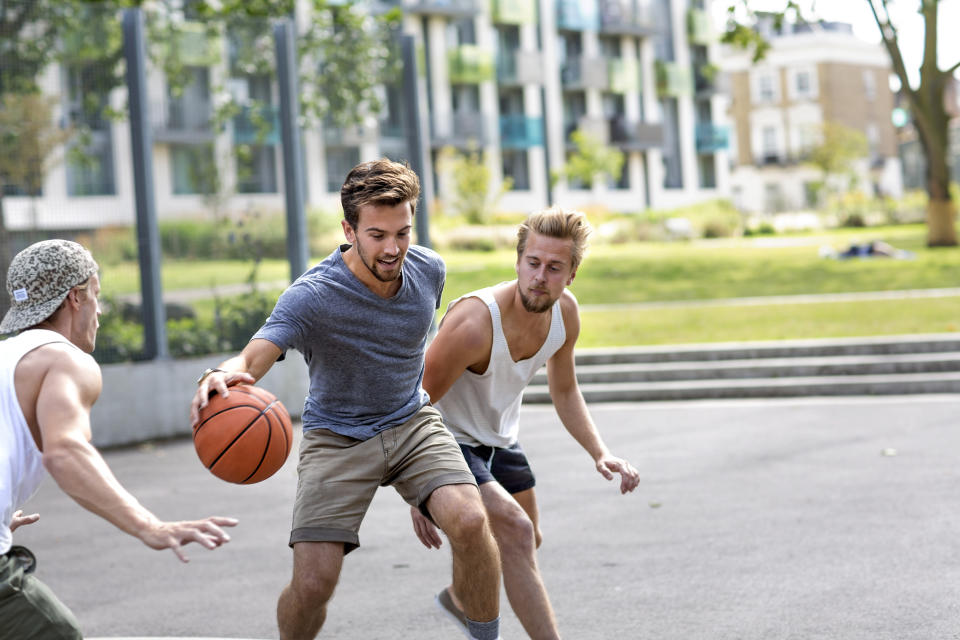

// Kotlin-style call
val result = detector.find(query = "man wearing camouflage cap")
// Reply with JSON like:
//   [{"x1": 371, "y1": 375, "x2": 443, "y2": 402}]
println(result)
[{"x1": 0, "y1": 239, "x2": 238, "y2": 640}]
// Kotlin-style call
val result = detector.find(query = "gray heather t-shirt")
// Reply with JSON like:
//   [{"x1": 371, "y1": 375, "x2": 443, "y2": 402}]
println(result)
[{"x1": 252, "y1": 244, "x2": 444, "y2": 440}]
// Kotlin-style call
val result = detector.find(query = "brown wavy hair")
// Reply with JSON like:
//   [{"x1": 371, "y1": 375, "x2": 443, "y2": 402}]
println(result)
[{"x1": 340, "y1": 159, "x2": 420, "y2": 229}]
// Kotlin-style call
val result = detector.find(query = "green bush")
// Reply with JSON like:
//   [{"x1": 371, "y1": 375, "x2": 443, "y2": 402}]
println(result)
[{"x1": 93, "y1": 286, "x2": 276, "y2": 364}]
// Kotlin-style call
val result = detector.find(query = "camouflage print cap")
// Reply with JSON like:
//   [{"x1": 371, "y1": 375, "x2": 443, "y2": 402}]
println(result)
[{"x1": 1, "y1": 239, "x2": 99, "y2": 335}]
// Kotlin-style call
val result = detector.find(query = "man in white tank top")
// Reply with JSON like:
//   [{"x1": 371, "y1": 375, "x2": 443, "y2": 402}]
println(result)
[
  {"x1": 0, "y1": 240, "x2": 237, "y2": 640},
  {"x1": 410, "y1": 208, "x2": 640, "y2": 639}
]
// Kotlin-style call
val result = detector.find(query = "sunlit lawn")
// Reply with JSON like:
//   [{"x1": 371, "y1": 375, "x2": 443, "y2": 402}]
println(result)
[{"x1": 99, "y1": 224, "x2": 960, "y2": 347}]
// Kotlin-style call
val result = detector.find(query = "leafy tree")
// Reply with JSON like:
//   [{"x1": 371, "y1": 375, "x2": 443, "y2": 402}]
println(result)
[
  {"x1": 723, "y1": 0, "x2": 958, "y2": 247},
  {"x1": 806, "y1": 121, "x2": 869, "y2": 201},
  {"x1": 438, "y1": 144, "x2": 513, "y2": 225},
  {"x1": 0, "y1": 0, "x2": 400, "y2": 320},
  {"x1": 555, "y1": 129, "x2": 625, "y2": 188}
]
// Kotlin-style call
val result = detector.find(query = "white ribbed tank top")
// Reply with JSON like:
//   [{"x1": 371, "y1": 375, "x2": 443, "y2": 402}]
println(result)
[
  {"x1": 435, "y1": 285, "x2": 566, "y2": 448},
  {"x1": 1, "y1": 329, "x2": 75, "y2": 553}
]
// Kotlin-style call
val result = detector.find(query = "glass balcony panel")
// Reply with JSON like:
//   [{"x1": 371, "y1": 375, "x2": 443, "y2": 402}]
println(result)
[
  {"x1": 556, "y1": 0, "x2": 599, "y2": 31},
  {"x1": 687, "y1": 8, "x2": 712, "y2": 45},
  {"x1": 500, "y1": 115, "x2": 544, "y2": 148},
  {"x1": 494, "y1": 0, "x2": 536, "y2": 24},
  {"x1": 233, "y1": 104, "x2": 280, "y2": 145},
  {"x1": 448, "y1": 45, "x2": 495, "y2": 84},
  {"x1": 656, "y1": 61, "x2": 693, "y2": 97},
  {"x1": 695, "y1": 123, "x2": 730, "y2": 153}
]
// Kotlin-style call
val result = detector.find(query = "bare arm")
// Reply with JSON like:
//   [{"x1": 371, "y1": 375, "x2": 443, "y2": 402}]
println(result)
[
  {"x1": 39, "y1": 351, "x2": 236, "y2": 561},
  {"x1": 547, "y1": 293, "x2": 639, "y2": 494},
  {"x1": 189, "y1": 338, "x2": 283, "y2": 425},
  {"x1": 422, "y1": 298, "x2": 493, "y2": 403}
]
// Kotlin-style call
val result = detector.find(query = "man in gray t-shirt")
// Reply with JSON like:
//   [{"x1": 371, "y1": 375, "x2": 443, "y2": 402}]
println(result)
[{"x1": 189, "y1": 160, "x2": 503, "y2": 640}]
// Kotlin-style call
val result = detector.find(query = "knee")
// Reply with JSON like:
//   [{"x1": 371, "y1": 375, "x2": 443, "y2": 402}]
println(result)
[
  {"x1": 290, "y1": 571, "x2": 338, "y2": 606},
  {"x1": 496, "y1": 510, "x2": 538, "y2": 553},
  {"x1": 442, "y1": 502, "x2": 490, "y2": 545}
]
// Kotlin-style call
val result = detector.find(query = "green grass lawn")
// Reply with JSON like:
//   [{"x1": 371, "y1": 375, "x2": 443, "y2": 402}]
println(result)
[{"x1": 99, "y1": 224, "x2": 960, "y2": 347}]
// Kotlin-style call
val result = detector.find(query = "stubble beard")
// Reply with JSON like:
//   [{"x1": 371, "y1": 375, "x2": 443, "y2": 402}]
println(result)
[
  {"x1": 356, "y1": 241, "x2": 403, "y2": 283},
  {"x1": 518, "y1": 287, "x2": 554, "y2": 313}
]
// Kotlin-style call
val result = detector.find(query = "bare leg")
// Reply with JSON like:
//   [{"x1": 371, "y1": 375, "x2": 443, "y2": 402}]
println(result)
[
  {"x1": 426, "y1": 483, "x2": 501, "y2": 623},
  {"x1": 277, "y1": 541, "x2": 344, "y2": 640},
  {"x1": 483, "y1": 484, "x2": 560, "y2": 640}
]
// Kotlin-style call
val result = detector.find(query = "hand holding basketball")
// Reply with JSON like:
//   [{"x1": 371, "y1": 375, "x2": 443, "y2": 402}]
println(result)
[{"x1": 193, "y1": 384, "x2": 294, "y2": 484}]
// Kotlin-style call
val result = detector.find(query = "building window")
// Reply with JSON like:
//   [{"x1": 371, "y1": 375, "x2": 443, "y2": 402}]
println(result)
[
  {"x1": 758, "y1": 74, "x2": 776, "y2": 102},
  {"x1": 761, "y1": 126, "x2": 779, "y2": 163},
  {"x1": 326, "y1": 147, "x2": 360, "y2": 193},
  {"x1": 697, "y1": 154, "x2": 715, "y2": 189},
  {"x1": 502, "y1": 149, "x2": 530, "y2": 190},
  {"x1": 863, "y1": 70, "x2": 876, "y2": 101},
  {"x1": 236, "y1": 145, "x2": 278, "y2": 194},
  {"x1": 661, "y1": 98, "x2": 683, "y2": 189},
  {"x1": 171, "y1": 143, "x2": 217, "y2": 195},
  {"x1": 65, "y1": 64, "x2": 116, "y2": 196},
  {"x1": 764, "y1": 182, "x2": 784, "y2": 213},
  {"x1": 795, "y1": 71, "x2": 811, "y2": 98}
]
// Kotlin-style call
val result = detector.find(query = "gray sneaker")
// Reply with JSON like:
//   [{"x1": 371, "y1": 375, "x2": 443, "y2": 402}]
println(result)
[{"x1": 435, "y1": 587, "x2": 471, "y2": 638}]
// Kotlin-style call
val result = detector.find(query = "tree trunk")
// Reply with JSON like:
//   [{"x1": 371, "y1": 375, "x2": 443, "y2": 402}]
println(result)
[
  {"x1": 916, "y1": 112, "x2": 958, "y2": 247},
  {"x1": 911, "y1": 60, "x2": 958, "y2": 247}
]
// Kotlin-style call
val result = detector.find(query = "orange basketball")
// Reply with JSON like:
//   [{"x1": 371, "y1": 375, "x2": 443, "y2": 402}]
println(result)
[{"x1": 193, "y1": 384, "x2": 294, "y2": 484}]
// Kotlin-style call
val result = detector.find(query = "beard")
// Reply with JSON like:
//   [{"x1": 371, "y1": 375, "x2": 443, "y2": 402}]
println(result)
[
  {"x1": 355, "y1": 241, "x2": 403, "y2": 283},
  {"x1": 518, "y1": 287, "x2": 554, "y2": 313}
]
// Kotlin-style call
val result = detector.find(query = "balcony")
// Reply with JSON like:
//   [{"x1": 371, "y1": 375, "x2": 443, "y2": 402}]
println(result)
[
  {"x1": 151, "y1": 99, "x2": 215, "y2": 144},
  {"x1": 406, "y1": 0, "x2": 483, "y2": 18},
  {"x1": 323, "y1": 119, "x2": 379, "y2": 146},
  {"x1": 496, "y1": 50, "x2": 544, "y2": 86},
  {"x1": 656, "y1": 61, "x2": 693, "y2": 98},
  {"x1": 500, "y1": 115, "x2": 544, "y2": 149},
  {"x1": 493, "y1": 0, "x2": 536, "y2": 24},
  {"x1": 607, "y1": 59, "x2": 638, "y2": 94},
  {"x1": 175, "y1": 21, "x2": 222, "y2": 67},
  {"x1": 432, "y1": 111, "x2": 489, "y2": 148},
  {"x1": 695, "y1": 123, "x2": 730, "y2": 153},
  {"x1": 232, "y1": 104, "x2": 280, "y2": 146},
  {"x1": 609, "y1": 117, "x2": 664, "y2": 150},
  {"x1": 561, "y1": 56, "x2": 608, "y2": 90},
  {"x1": 694, "y1": 64, "x2": 728, "y2": 95},
  {"x1": 448, "y1": 45, "x2": 495, "y2": 84},
  {"x1": 556, "y1": 0, "x2": 599, "y2": 31},
  {"x1": 598, "y1": 0, "x2": 659, "y2": 36},
  {"x1": 687, "y1": 8, "x2": 713, "y2": 45},
  {"x1": 565, "y1": 116, "x2": 609, "y2": 145}
]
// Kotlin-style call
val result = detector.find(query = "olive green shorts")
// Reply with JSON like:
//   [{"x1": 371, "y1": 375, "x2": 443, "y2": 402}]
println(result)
[
  {"x1": 290, "y1": 405, "x2": 477, "y2": 553},
  {"x1": 0, "y1": 546, "x2": 81, "y2": 640}
]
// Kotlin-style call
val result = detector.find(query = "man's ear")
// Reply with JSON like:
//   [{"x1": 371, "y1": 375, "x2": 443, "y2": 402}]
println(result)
[
  {"x1": 566, "y1": 269, "x2": 577, "y2": 287},
  {"x1": 341, "y1": 219, "x2": 356, "y2": 243}
]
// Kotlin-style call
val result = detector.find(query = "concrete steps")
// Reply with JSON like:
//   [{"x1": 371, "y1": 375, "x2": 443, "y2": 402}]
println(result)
[{"x1": 524, "y1": 334, "x2": 960, "y2": 403}]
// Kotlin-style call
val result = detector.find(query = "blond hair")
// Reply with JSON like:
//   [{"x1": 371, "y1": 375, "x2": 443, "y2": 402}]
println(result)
[{"x1": 516, "y1": 207, "x2": 592, "y2": 270}]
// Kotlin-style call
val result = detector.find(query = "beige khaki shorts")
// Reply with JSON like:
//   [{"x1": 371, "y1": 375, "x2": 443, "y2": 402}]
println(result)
[{"x1": 290, "y1": 405, "x2": 476, "y2": 553}]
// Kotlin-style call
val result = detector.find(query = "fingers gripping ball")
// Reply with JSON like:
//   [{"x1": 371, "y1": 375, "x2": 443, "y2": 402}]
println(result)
[{"x1": 194, "y1": 384, "x2": 293, "y2": 484}]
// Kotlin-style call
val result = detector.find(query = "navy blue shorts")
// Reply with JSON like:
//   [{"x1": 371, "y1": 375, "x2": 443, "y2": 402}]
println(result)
[{"x1": 459, "y1": 442, "x2": 536, "y2": 494}]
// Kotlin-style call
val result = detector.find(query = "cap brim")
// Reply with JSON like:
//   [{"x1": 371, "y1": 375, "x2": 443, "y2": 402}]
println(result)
[{"x1": 0, "y1": 294, "x2": 69, "y2": 335}]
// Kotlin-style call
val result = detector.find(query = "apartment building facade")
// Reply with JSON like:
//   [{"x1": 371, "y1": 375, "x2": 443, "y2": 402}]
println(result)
[
  {"x1": 721, "y1": 19, "x2": 902, "y2": 214},
  {"x1": 2, "y1": 0, "x2": 729, "y2": 234}
]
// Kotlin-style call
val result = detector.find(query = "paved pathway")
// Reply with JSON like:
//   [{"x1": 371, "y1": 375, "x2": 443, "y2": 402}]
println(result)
[{"x1": 17, "y1": 396, "x2": 960, "y2": 639}]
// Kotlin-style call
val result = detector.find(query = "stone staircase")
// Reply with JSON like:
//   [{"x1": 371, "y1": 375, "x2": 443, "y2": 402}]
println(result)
[{"x1": 524, "y1": 333, "x2": 960, "y2": 403}]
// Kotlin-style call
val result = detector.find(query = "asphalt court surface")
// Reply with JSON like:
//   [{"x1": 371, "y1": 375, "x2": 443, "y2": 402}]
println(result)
[{"x1": 16, "y1": 396, "x2": 960, "y2": 639}]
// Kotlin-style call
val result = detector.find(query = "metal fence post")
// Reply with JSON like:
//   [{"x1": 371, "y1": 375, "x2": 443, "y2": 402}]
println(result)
[
  {"x1": 123, "y1": 8, "x2": 167, "y2": 359},
  {"x1": 401, "y1": 34, "x2": 431, "y2": 249},
  {"x1": 274, "y1": 18, "x2": 309, "y2": 282}
]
